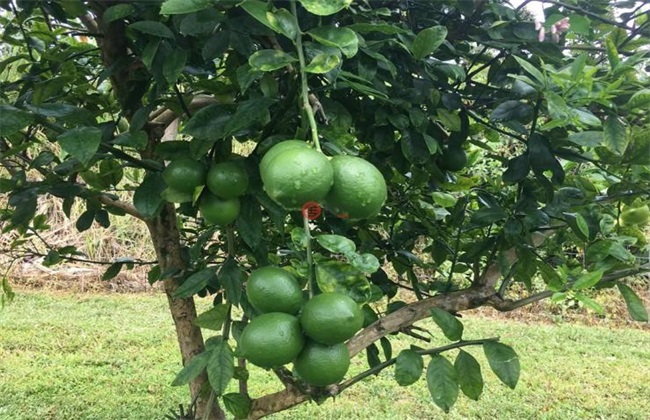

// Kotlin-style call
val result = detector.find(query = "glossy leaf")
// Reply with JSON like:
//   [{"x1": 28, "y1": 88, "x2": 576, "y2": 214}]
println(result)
[
  {"x1": 571, "y1": 270, "x2": 604, "y2": 291},
  {"x1": 316, "y1": 234, "x2": 356, "y2": 254},
  {"x1": 206, "y1": 339, "x2": 234, "y2": 395},
  {"x1": 0, "y1": 105, "x2": 33, "y2": 136},
  {"x1": 617, "y1": 283, "x2": 648, "y2": 322},
  {"x1": 161, "y1": 0, "x2": 215, "y2": 14},
  {"x1": 57, "y1": 126, "x2": 102, "y2": 166},
  {"x1": 483, "y1": 342, "x2": 520, "y2": 389},
  {"x1": 171, "y1": 351, "x2": 211, "y2": 386},
  {"x1": 454, "y1": 350, "x2": 483, "y2": 401},
  {"x1": 307, "y1": 26, "x2": 359, "y2": 58},
  {"x1": 299, "y1": 0, "x2": 352, "y2": 16},
  {"x1": 304, "y1": 53, "x2": 341, "y2": 73},
  {"x1": 603, "y1": 116, "x2": 628, "y2": 156},
  {"x1": 430, "y1": 308, "x2": 463, "y2": 341},
  {"x1": 249, "y1": 50, "x2": 297, "y2": 71},
  {"x1": 133, "y1": 173, "x2": 166, "y2": 219},
  {"x1": 412, "y1": 26, "x2": 447, "y2": 60},
  {"x1": 194, "y1": 304, "x2": 229, "y2": 331},
  {"x1": 129, "y1": 21, "x2": 174, "y2": 39},
  {"x1": 223, "y1": 393, "x2": 252, "y2": 419},
  {"x1": 426, "y1": 355, "x2": 459, "y2": 413},
  {"x1": 219, "y1": 259, "x2": 245, "y2": 306},
  {"x1": 315, "y1": 260, "x2": 370, "y2": 303},
  {"x1": 394, "y1": 349, "x2": 423, "y2": 386},
  {"x1": 173, "y1": 268, "x2": 217, "y2": 298}
]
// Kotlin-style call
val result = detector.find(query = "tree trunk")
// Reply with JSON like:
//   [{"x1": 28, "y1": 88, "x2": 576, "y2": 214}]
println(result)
[{"x1": 146, "y1": 203, "x2": 224, "y2": 420}]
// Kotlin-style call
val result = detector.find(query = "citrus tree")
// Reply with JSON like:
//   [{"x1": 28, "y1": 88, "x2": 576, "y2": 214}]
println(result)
[{"x1": 1, "y1": 0, "x2": 649, "y2": 418}]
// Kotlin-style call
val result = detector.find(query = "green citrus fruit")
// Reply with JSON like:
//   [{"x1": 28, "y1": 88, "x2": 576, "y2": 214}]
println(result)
[
  {"x1": 294, "y1": 341, "x2": 350, "y2": 386},
  {"x1": 246, "y1": 266, "x2": 303, "y2": 315},
  {"x1": 439, "y1": 146, "x2": 468, "y2": 172},
  {"x1": 206, "y1": 161, "x2": 249, "y2": 199},
  {"x1": 620, "y1": 204, "x2": 650, "y2": 226},
  {"x1": 238, "y1": 312, "x2": 305, "y2": 368},
  {"x1": 162, "y1": 158, "x2": 206, "y2": 193},
  {"x1": 300, "y1": 292, "x2": 364, "y2": 345},
  {"x1": 260, "y1": 140, "x2": 310, "y2": 174},
  {"x1": 324, "y1": 155, "x2": 387, "y2": 220},
  {"x1": 261, "y1": 147, "x2": 333, "y2": 210},
  {"x1": 199, "y1": 192, "x2": 240, "y2": 226}
]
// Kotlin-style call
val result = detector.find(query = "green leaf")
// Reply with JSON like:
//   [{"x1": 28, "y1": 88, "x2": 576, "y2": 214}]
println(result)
[
  {"x1": 605, "y1": 37, "x2": 619, "y2": 69},
  {"x1": 426, "y1": 355, "x2": 459, "y2": 413},
  {"x1": 572, "y1": 270, "x2": 604, "y2": 291},
  {"x1": 129, "y1": 21, "x2": 175, "y2": 39},
  {"x1": 76, "y1": 209, "x2": 95, "y2": 232},
  {"x1": 236, "y1": 197, "x2": 262, "y2": 248},
  {"x1": 9, "y1": 191, "x2": 37, "y2": 227},
  {"x1": 603, "y1": 116, "x2": 628, "y2": 155},
  {"x1": 206, "y1": 339, "x2": 234, "y2": 395},
  {"x1": 101, "y1": 263, "x2": 123, "y2": 281},
  {"x1": 267, "y1": 8, "x2": 298, "y2": 40},
  {"x1": 316, "y1": 234, "x2": 356, "y2": 254},
  {"x1": 133, "y1": 173, "x2": 166, "y2": 219},
  {"x1": 513, "y1": 56, "x2": 546, "y2": 86},
  {"x1": 223, "y1": 393, "x2": 252, "y2": 419},
  {"x1": 161, "y1": 0, "x2": 215, "y2": 15},
  {"x1": 627, "y1": 89, "x2": 650, "y2": 110},
  {"x1": 432, "y1": 192, "x2": 457, "y2": 208},
  {"x1": 490, "y1": 100, "x2": 533, "y2": 122},
  {"x1": 183, "y1": 104, "x2": 233, "y2": 139},
  {"x1": 412, "y1": 26, "x2": 447, "y2": 60},
  {"x1": 470, "y1": 206, "x2": 507, "y2": 226},
  {"x1": 163, "y1": 49, "x2": 188, "y2": 84},
  {"x1": 171, "y1": 351, "x2": 211, "y2": 386},
  {"x1": 304, "y1": 53, "x2": 341, "y2": 74},
  {"x1": 347, "y1": 253, "x2": 380, "y2": 274},
  {"x1": 113, "y1": 130, "x2": 148, "y2": 150},
  {"x1": 394, "y1": 349, "x2": 424, "y2": 386},
  {"x1": 248, "y1": 50, "x2": 297, "y2": 72},
  {"x1": 430, "y1": 308, "x2": 463, "y2": 341},
  {"x1": 194, "y1": 304, "x2": 229, "y2": 331},
  {"x1": 575, "y1": 293, "x2": 604, "y2": 315},
  {"x1": 239, "y1": 0, "x2": 276, "y2": 32},
  {"x1": 454, "y1": 350, "x2": 483, "y2": 401},
  {"x1": 219, "y1": 259, "x2": 245, "y2": 306},
  {"x1": 617, "y1": 283, "x2": 648, "y2": 322},
  {"x1": 174, "y1": 268, "x2": 217, "y2": 298},
  {"x1": 483, "y1": 341, "x2": 520, "y2": 389},
  {"x1": 380, "y1": 337, "x2": 392, "y2": 360},
  {"x1": 224, "y1": 98, "x2": 275, "y2": 137},
  {"x1": 307, "y1": 26, "x2": 359, "y2": 58},
  {"x1": 1, "y1": 109, "x2": 39, "y2": 138},
  {"x1": 57, "y1": 126, "x2": 102, "y2": 166},
  {"x1": 299, "y1": 0, "x2": 352, "y2": 16},
  {"x1": 103, "y1": 4, "x2": 134, "y2": 22},
  {"x1": 315, "y1": 260, "x2": 370, "y2": 303}
]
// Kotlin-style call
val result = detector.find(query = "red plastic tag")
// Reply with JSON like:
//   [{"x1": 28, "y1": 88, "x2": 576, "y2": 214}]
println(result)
[{"x1": 301, "y1": 202, "x2": 322, "y2": 220}]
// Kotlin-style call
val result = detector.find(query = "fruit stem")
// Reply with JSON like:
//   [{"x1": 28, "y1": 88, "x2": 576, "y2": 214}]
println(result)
[
  {"x1": 291, "y1": 0, "x2": 322, "y2": 152},
  {"x1": 303, "y1": 213, "x2": 315, "y2": 298}
]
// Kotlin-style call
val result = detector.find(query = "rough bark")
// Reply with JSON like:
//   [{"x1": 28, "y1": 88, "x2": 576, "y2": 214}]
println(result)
[
  {"x1": 84, "y1": 5, "x2": 223, "y2": 417},
  {"x1": 146, "y1": 204, "x2": 223, "y2": 419}
]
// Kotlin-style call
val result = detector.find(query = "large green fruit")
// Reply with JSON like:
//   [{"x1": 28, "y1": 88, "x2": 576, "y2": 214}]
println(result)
[
  {"x1": 238, "y1": 313, "x2": 305, "y2": 368},
  {"x1": 300, "y1": 292, "x2": 364, "y2": 345},
  {"x1": 294, "y1": 341, "x2": 350, "y2": 386},
  {"x1": 246, "y1": 266, "x2": 303, "y2": 315}
]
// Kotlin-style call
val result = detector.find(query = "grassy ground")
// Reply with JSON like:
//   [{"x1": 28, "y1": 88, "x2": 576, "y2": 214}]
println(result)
[{"x1": 1, "y1": 290, "x2": 649, "y2": 420}]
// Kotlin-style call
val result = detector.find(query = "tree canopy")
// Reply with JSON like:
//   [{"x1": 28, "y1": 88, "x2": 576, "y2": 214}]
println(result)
[{"x1": 1, "y1": 0, "x2": 649, "y2": 418}]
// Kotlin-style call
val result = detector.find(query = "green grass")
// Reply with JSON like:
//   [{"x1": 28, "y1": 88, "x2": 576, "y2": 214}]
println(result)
[{"x1": 1, "y1": 290, "x2": 649, "y2": 420}]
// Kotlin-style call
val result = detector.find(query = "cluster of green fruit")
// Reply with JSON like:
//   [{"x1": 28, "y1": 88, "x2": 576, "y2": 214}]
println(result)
[
  {"x1": 161, "y1": 158, "x2": 249, "y2": 226},
  {"x1": 239, "y1": 266, "x2": 364, "y2": 386},
  {"x1": 620, "y1": 202, "x2": 650, "y2": 227},
  {"x1": 260, "y1": 140, "x2": 387, "y2": 220}
]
